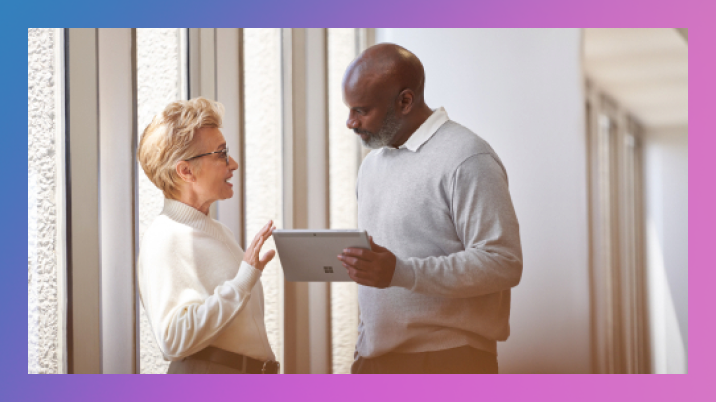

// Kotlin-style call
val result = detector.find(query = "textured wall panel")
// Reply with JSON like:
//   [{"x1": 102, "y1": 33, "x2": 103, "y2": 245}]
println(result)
[
  {"x1": 328, "y1": 28, "x2": 360, "y2": 374},
  {"x1": 244, "y1": 28, "x2": 284, "y2": 365},
  {"x1": 28, "y1": 28, "x2": 61, "y2": 374},
  {"x1": 136, "y1": 28, "x2": 181, "y2": 374}
]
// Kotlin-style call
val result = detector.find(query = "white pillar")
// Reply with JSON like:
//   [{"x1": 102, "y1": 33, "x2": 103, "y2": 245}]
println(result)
[{"x1": 98, "y1": 28, "x2": 136, "y2": 374}]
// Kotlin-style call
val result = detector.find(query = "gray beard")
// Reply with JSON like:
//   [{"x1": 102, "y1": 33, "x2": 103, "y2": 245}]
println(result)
[{"x1": 360, "y1": 106, "x2": 401, "y2": 149}]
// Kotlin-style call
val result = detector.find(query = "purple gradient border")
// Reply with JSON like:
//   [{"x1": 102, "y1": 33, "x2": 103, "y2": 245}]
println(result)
[{"x1": 13, "y1": 0, "x2": 710, "y2": 400}]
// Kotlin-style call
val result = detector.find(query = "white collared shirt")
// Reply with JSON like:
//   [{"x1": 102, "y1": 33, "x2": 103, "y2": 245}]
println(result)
[{"x1": 396, "y1": 107, "x2": 449, "y2": 152}]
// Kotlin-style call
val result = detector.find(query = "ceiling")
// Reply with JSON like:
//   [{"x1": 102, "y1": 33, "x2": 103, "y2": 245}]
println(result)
[{"x1": 583, "y1": 28, "x2": 688, "y2": 130}]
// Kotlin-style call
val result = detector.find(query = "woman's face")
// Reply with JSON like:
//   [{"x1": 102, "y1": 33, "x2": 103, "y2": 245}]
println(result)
[{"x1": 190, "y1": 127, "x2": 238, "y2": 207}]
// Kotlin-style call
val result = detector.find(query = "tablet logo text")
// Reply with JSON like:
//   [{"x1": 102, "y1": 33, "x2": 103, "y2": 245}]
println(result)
[{"x1": 324, "y1": 266, "x2": 333, "y2": 273}]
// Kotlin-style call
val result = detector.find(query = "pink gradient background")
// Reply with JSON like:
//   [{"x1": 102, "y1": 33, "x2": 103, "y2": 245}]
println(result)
[{"x1": 14, "y1": 0, "x2": 710, "y2": 400}]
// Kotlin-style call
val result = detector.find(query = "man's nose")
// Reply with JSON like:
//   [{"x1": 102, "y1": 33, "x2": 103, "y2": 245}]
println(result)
[{"x1": 346, "y1": 116, "x2": 359, "y2": 130}]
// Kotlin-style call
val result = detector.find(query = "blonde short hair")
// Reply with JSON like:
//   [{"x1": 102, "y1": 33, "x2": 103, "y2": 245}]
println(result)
[{"x1": 137, "y1": 97, "x2": 225, "y2": 199}]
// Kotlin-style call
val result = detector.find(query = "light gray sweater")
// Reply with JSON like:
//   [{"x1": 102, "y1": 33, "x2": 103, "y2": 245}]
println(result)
[{"x1": 356, "y1": 119, "x2": 523, "y2": 359}]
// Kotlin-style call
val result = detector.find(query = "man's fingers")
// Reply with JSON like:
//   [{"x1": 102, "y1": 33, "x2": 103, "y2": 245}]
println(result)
[
  {"x1": 346, "y1": 265, "x2": 368, "y2": 282},
  {"x1": 346, "y1": 266, "x2": 380, "y2": 287},
  {"x1": 341, "y1": 247, "x2": 373, "y2": 261},
  {"x1": 340, "y1": 256, "x2": 369, "y2": 270}
]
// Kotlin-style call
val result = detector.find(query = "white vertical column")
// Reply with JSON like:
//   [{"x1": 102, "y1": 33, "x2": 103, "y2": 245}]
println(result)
[
  {"x1": 282, "y1": 28, "x2": 331, "y2": 374},
  {"x1": 187, "y1": 28, "x2": 200, "y2": 99},
  {"x1": 200, "y1": 28, "x2": 217, "y2": 101},
  {"x1": 216, "y1": 29, "x2": 244, "y2": 246},
  {"x1": 188, "y1": 28, "x2": 219, "y2": 218},
  {"x1": 66, "y1": 28, "x2": 101, "y2": 374},
  {"x1": 54, "y1": 28, "x2": 69, "y2": 375},
  {"x1": 305, "y1": 28, "x2": 331, "y2": 374},
  {"x1": 281, "y1": 28, "x2": 310, "y2": 374},
  {"x1": 98, "y1": 28, "x2": 136, "y2": 374},
  {"x1": 358, "y1": 29, "x2": 374, "y2": 161},
  {"x1": 328, "y1": 28, "x2": 362, "y2": 375}
]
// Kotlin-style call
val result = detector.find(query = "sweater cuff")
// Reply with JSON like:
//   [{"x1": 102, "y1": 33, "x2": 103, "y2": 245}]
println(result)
[
  {"x1": 231, "y1": 261, "x2": 262, "y2": 293},
  {"x1": 390, "y1": 257, "x2": 416, "y2": 290}
]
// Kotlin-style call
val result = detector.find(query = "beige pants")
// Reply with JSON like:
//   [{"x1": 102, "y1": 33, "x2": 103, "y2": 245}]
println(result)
[{"x1": 167, "y1": 358, "x2": 245, "y2": 374}]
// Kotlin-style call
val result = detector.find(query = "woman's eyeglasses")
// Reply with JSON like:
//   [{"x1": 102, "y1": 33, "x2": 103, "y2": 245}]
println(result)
[{"x1": 184, "y1": 148, "x2": 229, "y2": 165}]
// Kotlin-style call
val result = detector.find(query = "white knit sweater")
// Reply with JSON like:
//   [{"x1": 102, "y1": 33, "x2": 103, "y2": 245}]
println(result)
[{"x1": 137, "y1": 199, "x2": 275, "y2": 362}]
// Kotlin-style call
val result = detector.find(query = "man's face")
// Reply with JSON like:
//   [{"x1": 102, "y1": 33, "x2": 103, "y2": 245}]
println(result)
[{"x1": 343, "y1": 74, "x2": 402, "y2": 149}]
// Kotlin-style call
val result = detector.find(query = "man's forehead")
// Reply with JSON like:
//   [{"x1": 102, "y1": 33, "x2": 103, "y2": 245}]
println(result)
[
  {"x1": 346, "y1": 62, "x2": 379, "y2": 85},
  {"x1": 344, "y1": 67, "x2": 388, "y2": 99}
]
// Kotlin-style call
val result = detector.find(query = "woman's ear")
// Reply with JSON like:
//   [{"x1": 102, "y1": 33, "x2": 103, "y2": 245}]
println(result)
[{"x1": 176, "y1": 160, "x2": 196, "y2": 183}]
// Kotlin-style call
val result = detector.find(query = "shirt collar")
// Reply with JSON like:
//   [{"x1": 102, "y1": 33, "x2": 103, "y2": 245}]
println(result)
[{"x1": 397, "y1": 107, "x2": 449, "y2": 152}]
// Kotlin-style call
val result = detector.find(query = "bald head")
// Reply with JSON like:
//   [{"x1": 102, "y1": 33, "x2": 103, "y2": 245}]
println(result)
[
  {"x1": 344, "y1": 43, "x2": 426, "y2": 103},
  {"x1": 342, "y1": 43, "x2": 433, "y2": 149}
]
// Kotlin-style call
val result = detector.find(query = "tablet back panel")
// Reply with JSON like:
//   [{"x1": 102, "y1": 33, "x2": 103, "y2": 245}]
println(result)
[{"x1": 273, "y1": 230, "x2": 370, "y2": 282}]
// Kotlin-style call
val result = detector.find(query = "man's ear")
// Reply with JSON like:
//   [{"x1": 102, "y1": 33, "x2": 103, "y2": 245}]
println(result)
[
  {"x1": 176, "y1": 160, "x2": 196, "y2": 183},
  {"x1": 397, "y1": 89, "x2": 415, "y2": 115}
]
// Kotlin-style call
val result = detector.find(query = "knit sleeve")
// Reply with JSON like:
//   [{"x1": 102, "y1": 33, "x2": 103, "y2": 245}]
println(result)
[
  {"x1": 390, "y1": 153, "x2": 523, "y2": 298},
  {"x1": 141, "y1": 240, "x2": 262, "y2": 360}
]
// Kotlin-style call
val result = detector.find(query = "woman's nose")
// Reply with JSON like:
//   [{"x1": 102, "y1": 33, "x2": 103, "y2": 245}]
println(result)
[{"x1": 228, "y1": 155, "x2": 239, "y2": 171}]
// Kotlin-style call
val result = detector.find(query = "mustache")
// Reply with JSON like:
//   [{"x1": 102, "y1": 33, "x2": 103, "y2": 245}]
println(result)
[{"x1": 353, "y1": 129, "x2": 372, "y2": 135}]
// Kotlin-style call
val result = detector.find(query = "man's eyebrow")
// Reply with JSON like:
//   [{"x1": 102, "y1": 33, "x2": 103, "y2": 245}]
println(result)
[{"x1": 215, "y1": 142, "x2": 227, "y2": 151}]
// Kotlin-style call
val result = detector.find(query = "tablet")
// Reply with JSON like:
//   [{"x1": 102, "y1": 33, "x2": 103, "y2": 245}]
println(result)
[{"x1": 273, "y1": 229, "x2": 370, "y2": 282}]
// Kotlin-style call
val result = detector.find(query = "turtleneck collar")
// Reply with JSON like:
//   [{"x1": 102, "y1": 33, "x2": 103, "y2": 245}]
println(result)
[{"x1": 162, "y1": 198, "x2": 224, "y2": 240}]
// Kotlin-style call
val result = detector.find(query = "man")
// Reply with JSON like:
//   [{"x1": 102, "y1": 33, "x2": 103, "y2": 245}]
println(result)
[{"x1": 338, "y1": 43, "x2": 523, "y2": 374}]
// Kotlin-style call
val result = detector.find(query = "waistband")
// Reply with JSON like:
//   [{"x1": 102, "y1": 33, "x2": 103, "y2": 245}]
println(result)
[{"x1": 186, "y1": 346, "x2": 280, "y2": 374}]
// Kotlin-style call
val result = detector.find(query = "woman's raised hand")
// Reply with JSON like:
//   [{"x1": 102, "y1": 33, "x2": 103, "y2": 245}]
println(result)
[{"x1": 243, "y1": 220, "x2": 277, "y2": 271}]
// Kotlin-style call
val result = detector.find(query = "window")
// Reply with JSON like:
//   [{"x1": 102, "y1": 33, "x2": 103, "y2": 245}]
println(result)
[
  {"x1": 327, "y1": 28, "x2": 361, "y2": 374},
  {"x1": 586, "y1": 88, "x2": 649, "y2": 374},
  {"x1": 137, "y1": 28, "x2": 184, "y2": 374},
  {"x1": 243, "y1": 28, "x2": 285, "y2": 365},
  {"x1": 30, "y1": 28, "x2": 371, "y2": 374}
]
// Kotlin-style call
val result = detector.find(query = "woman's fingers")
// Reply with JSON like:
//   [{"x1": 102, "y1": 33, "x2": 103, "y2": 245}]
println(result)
[
  {"x1": 254, "y1": 227, "x2": 275, "y2": 252},
  {"x1": 259, "y1": 220, "x2": 273, "y2": 236},
  {"x1": 258, "y1": 250, "x2": 276, "y2": 268},
  {"x1": 249, "y1": 221, "x2": 272, "y2": 249},
  {"x1": 247, "y1": 222, "x2": 274, "y2": 253},
  {"x1": 244, "y1": 222, "x2": 276, "y2": 269}
]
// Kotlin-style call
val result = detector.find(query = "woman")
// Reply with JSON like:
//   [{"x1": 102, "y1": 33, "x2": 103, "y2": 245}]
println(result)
[{"x1": 137, "y1": 97, "x2": 279, "y2": 374}]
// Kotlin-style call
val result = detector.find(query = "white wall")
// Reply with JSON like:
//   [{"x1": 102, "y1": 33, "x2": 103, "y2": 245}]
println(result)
[
  {"x1": 28, "y1": 27, "x2": 63, "y2": 375},
  {"x1": 643, "y1": 125, "x2": 688, "y2": 374},
  {"x1": 376, "y1": 28, "x2": 591, "y2": 373}
]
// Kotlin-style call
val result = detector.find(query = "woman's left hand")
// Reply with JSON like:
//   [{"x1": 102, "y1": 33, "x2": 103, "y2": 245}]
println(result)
[{"x1": 243, "y1": 220, "x2": 276, "y2": 270}]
